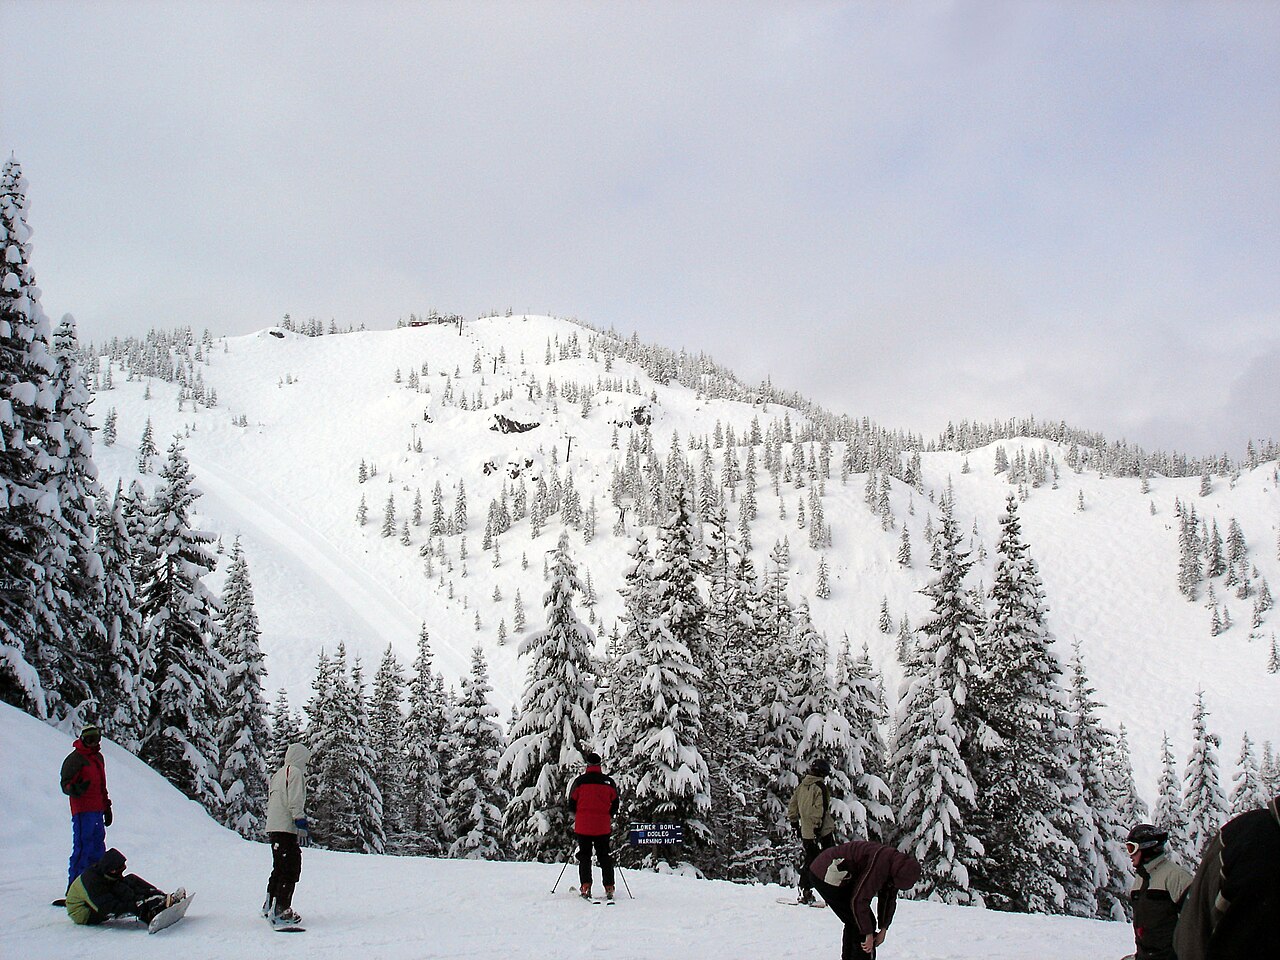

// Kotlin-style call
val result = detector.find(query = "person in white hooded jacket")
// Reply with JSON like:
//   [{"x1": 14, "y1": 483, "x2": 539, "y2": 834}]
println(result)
[{"x1": 263, "y1": 743, "x2": 311, "y2": 926}]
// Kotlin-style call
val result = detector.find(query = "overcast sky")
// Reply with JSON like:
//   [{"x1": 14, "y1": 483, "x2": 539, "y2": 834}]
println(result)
[{"x1": 3, "y1": 2, "x2": 1277, "y2": 457}]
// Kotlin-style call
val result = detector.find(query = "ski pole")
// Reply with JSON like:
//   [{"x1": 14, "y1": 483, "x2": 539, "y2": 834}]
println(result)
[
  {"x1": 614, "y1": 858, "x2": 634, "y2": 899},
  {"x1": 550, "y1": 842, "x2": 577, "y2": 894}
]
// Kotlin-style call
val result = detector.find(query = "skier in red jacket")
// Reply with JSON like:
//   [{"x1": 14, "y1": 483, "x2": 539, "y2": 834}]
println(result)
[
  {"x1": 568, "y1": 752, "x2": 619, "y2": 901},
  {"x1": 60, "y1": 725, "x2": 112, "y2": 892}
]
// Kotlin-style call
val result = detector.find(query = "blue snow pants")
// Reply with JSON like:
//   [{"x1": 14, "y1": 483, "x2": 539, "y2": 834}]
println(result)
[{"x1": 68, "y1": 811, "x2": 106, "y2": 889}]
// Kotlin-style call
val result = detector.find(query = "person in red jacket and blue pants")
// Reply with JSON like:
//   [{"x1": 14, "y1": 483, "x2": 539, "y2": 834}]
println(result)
[
  {"x1": 568, "y1": 751, "x2": 619, "y2": 900},
  {"x1": 60, "y1": 725, "x2": 112, "y2": 891}
]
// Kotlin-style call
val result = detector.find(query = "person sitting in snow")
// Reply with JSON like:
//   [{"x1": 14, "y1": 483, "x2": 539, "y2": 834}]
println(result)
[
  {"x1": 810, "y1": 840, "x2": 921, "y2": 959},
  {"x1": 788, "y1": 756, "x2": 838, "y2": 904},
  {"x1": 65, "y1": 848, "x2": 184, "y2": 926},
  {"x1": 568, "y1": 751, "x2": 619, "y2": 901},
  {"x1": 60, "y1": 724, "x2": 112, "y2": 894}
]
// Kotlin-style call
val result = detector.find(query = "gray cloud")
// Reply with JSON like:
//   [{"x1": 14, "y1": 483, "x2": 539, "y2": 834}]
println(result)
[{"x1": 2, "y1": 1, "x2": 1276, "y2": 458}]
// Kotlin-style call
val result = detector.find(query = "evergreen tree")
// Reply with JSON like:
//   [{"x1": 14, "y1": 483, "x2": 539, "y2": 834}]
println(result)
[
  {"x1": 1066, "y1": 645, "x2": 1130, "y2": 919},
  {"x1": 1108, "y1": 724, "x2": 1149, "y2": 828},
  {"x1": 137, "y1": 418, "x2": 158, "y2": 472},
  {"x1": 1229, "y1": 732, "x2": 1266, "y2": 815},
  {"x1": 839, "y1": 641, "x2": 893, "y2": 842},
  {"x1": 970, "y1": 495, "x2": 1079, "y2": 915},
  {"x1": 500, "y1": 531, "x2": 596, "y2": 861},
  {"x1": 400, "y1": 625, "x2": 448, "y2": 855},
  {"x1": 369, "y1": 644, "x2": 406, "y2": 845},
  {"x1": 94, "y1": 483, "x2": 147, "y2": 749},
  {"x1": 136, "y1": 437, "x2": 224, "y2": 808},
  {"x1": 1152, "y1": 732, "x2": 1191, "y2": 865},
  {"x1": 269, "y1": 688, "x2": 301, "y2": 772},
  {"x1": 890, "y1": 501, "x2": 986, "y2": 904},
  {"x1": 1182, "y1": 690, "x2": 1228, "y2": 859},
  {"x1": 0, "y1": 158, "x2": 63, "y2": 718},
  {"x1": 445, "y1": 645, "x2": 509, "y2": 859},
  {"x1": 215, "y1": 538, "x2": 270, "y2": 838},
  {"x1": 46, "y1": 313, "x2": 109, "y2": 716}
]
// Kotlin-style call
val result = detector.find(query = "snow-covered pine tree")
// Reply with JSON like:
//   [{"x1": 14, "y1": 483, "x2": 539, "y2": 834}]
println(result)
[
  {"x1": 1152, "y1": 732, "x2": 1191, "y2": 865},
  {"x1": 215, "y1": 538, "x2": 270, "y2": 838},
  {"x1": 500, "y1": 531, "x2": 596, "y2": 861},
  {"x1": 137, "y1": 418, "x2": 158, "y2": 472},
  {"x1": 46, "y1": 313, "x2": 109, "y2": 716},
  {"x1": 306, "y1": 646, "x2": 384, "y2": 853},
  {"x1": 1066, "y1": 644, "x2": 1130, "y2": 920},
  {"x1": 701, "y1": 506, "x2": 771, "y2": 880},
  {"x1": 753, "y1": 541, "x2": 804, "y2": 880},
  {"x1": 969, "y1": 495, "x2": 1079, "y2": 915},
  {"x1": 136, "y1": 436, "x2": 225, "y2": 809},
  {"x1": 790, "y1": 604, "x2": 854, "y2": 842},
  {"x1": 1107, "y1": 724, "x2": 1149, "y2": 827},
  {"x1": 94, "y1": 482, "x2": 147, "y2": 749},
  {"x1": 837, "y1": 641, "x2": 893, "y2": 842},
  {"x1": 1229, "y1": 732, "x2": 1266, "y2": 815},
  {"x1": 397, "y1": 624, "x2": 448, "y2": 854},
  {"x1": 269, "y1": 688, "x2": 301, "y2": 772},
  {"x1": 1182, "y1": 690, "x2": 1228, "y2": 859},
  {"x1": 369, "y1": 644, "x2": 406, "y2": 845},
  {"x1": 0, "y1": 158, "x2": 64, "y2": 719},
  {"x1": 445, "y1": 645, "x2": 509, "y2": 859}
]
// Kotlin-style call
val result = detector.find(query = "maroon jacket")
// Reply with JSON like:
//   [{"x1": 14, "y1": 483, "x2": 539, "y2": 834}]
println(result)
[
  {"x1": 811, "y1": 841, "x2": 921, "y2": 936},
  {"x1": 568, "y1": 764, "x2": 618, "y2": 836},
  {"x1": 61, "y1": 739, "x2": 110, "y2": 816}
]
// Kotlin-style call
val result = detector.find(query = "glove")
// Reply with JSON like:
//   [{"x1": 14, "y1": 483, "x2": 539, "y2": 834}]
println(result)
[
  {"x1": 104, "y1": 804, "x2": 113, "y2": 828},
  {"x1": 295, "y1": 818, "x2": 311, "y2": 847},
  {"x1": 824, "y1": 858, "x2": 849, "y2": 886}
]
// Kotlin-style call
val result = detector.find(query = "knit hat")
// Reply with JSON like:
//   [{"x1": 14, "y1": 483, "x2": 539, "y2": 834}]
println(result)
[
  {"x1": 584, "y1": 751, "x2": 602, "y2": 766},
  {"x1": 81, "y1": 725, "x2": 101, "y2": 744}
]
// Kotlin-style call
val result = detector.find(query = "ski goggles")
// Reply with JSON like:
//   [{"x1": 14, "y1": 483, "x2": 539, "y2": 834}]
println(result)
[{"x1": 1124, "y1": 841, "x2": 1156, "y2": 855}]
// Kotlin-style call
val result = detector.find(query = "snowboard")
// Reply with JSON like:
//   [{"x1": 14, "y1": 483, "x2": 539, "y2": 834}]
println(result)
[
  {"x1": 148, "y1": 893, "x2": 194, "y2": 934},
  {"x1": 775, "y1": 897, "x2": 826, "y2": 908},
  {"x1": 51, "y1": 898, "x2": 67, "y2": 907},
  {"x1": 267, "y1": 913, "x2": 306, "y2": 933}
]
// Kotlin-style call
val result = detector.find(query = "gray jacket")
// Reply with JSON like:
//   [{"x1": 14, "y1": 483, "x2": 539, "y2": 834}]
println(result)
[{"x1": 265, "y1": 743, "x2": 311, "y2": 834}]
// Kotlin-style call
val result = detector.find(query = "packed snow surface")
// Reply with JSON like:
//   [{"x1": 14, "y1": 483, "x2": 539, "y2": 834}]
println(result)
[{"x1": 0, "y1": 704, "x2": 1131, "y2": 959}]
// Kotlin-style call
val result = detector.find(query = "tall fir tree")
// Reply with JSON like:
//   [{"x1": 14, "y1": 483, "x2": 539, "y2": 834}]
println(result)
[
  {"x1": 369, "y1": 644, "x2": 407, "y2": 845},
  {"x1": 1182, "y1": 690, "x2": 1228, "y2": 859},
  {"x1": 970, "y1": 495, "x2": 1080, "y2": 914},
  {"x1": 1066, "y1": 644, "x2": 1130, "y2": 920},
  {"x1": 215, "y1": 537, "x2": 270, "y2": 838},
  {"x1": 94, "y1": 482, "x2": 147, "y2": 749},
  {"x1": 838, "y1": 641, "x2": 893, "y2": 842},
  {"x1": 399, "y1": 625, "x2": 448, "y2": 855},
  {"x1": 500, "y1": 531, "x2": 597, "y2": 861},
  {"x1": 1229, "y1": 732, "x2": 1266, "y2": 815},
  {"x1": 136, "y1": 436, "x2": 224, "y2": 808},
  {"x1": 1152, "y1": 732, "x2": 1191, "y2": 866},
  {"x1": 0, "y1": 158, "x2": 64, "y2": 718},
  {"x1": 890, "y1": 501, "x2": 985, "y2": 904},
  {"x1": 445, "y1": 645, "x2": 509, "y2": 859},
  {"x1": 269, "y1": 687, "x2": 302, "y2": 772}
]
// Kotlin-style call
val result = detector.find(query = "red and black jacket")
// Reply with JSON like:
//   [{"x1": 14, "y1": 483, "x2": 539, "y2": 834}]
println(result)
[
  {"x1": 61, "y1": 739, "x2": 110, "y2": 816},
  {"x1": 568, "y1": 764, "x2": 618, "y2": 837}
]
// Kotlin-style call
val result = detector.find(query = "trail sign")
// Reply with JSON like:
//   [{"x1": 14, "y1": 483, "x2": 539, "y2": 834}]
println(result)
[{"x1": 628, "y1": 822, "x2": 684, "y2": 846}]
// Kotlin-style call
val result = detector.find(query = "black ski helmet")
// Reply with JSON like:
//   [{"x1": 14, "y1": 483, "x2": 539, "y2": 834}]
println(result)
[
  {"x1": 811, "y1": 758, "x2": 831, "y2": 777},
  {"x1": 1125, "y1": 823, "x2": 1168, "y2": 853}
]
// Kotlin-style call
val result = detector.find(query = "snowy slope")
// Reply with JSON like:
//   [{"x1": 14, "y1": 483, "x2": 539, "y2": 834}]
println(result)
[
  {"x1": 89, "y1": 317, "x2": 1280, "y2": 799},
  {"x1": 0, "y1": 703, "x2": 1131, "y2": 960}
]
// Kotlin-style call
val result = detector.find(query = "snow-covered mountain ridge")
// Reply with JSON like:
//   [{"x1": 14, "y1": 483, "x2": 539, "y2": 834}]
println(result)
[{"x1": 88, "y1": 316, "x2": 1279, "y2": 799}]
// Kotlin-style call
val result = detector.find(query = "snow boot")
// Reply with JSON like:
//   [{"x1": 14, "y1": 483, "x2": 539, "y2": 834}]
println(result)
[
  {"x1": 605, "y1": 885, "x2": 616, "y2": 903},
  {"x1": 165, "y1": 888, "x2": 187, "y2": 909},
  {"x1": 579, "y1": 883, "x2": 593, "y2": 900},
  {"x1": 798, "y1": 888, "x2": 815, "y2": 905},
  {"x1": 262, "y1": 897, "x2": 274, "y2": 918},
  {"x1": 275, "y1": 905, "x2": 302, "y2": 926}
]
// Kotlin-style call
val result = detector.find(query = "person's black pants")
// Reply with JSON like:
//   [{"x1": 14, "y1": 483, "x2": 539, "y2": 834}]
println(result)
[
  {"x1": 814, "y1": 878, "x2": 874, "y2": 960},
  {"x1": 85, "y1": 874, "x2": 166, "y2": 924},
  {"x1": 576, "y1": 832, "x2": 614, "y2": 888},
  {"x1": 267, "y1": 831, "x2": 302, "y2": 910},
  {"x1": 800, "y1": 833, "x2": 836, "y2": 891}
]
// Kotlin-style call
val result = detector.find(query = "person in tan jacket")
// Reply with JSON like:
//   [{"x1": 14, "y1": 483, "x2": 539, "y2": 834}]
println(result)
[
  {"x1": 788, "y1": 757, "x2": 838, "y2": 904},
  {"x1": 263, "y1": 743, "x2": 311, "y2": 926}
]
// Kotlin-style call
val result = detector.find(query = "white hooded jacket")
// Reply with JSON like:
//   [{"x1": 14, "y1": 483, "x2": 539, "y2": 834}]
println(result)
[{"x1": 266, "y1": 743, "x2": 311, "y2": 834}]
